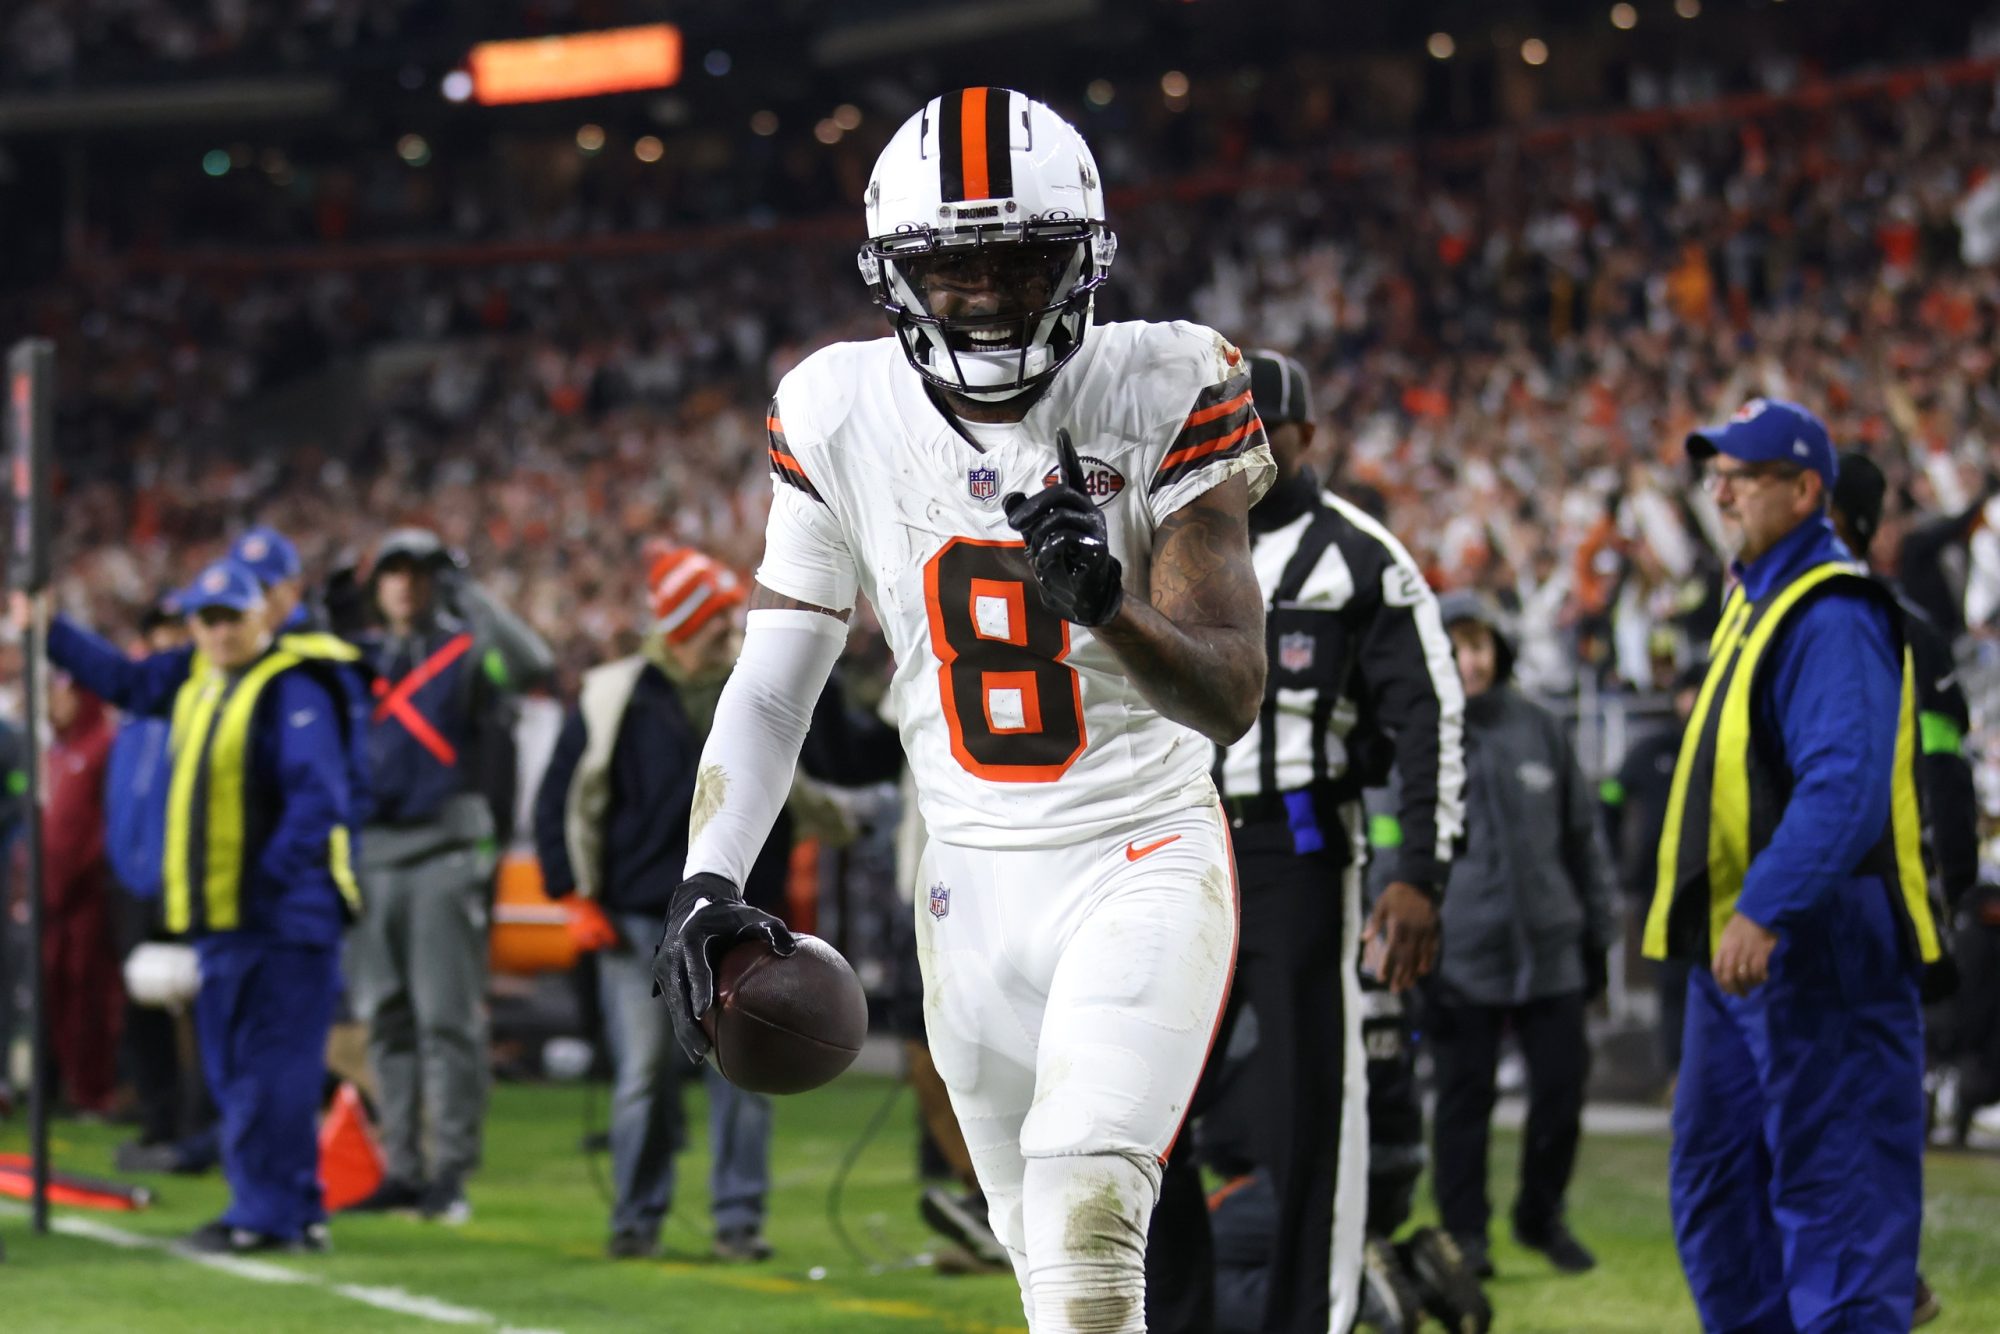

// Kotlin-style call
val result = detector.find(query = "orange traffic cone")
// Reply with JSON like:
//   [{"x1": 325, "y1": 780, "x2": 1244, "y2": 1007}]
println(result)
[{"x1": 319, "y1": 1082, "x2": 385, "y2": 1212}]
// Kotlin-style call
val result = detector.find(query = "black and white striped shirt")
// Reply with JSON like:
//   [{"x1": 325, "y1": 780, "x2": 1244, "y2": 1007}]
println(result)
[{"x1": 1217, "y1": 468, "x2": 1467, "y2": 891}]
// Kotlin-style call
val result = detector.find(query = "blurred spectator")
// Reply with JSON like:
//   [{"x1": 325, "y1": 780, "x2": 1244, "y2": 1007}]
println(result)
[
  {"x1": 532, "y1": 545, "x2": 778, "y2": 1262},
  {"x1": 1427, "y1": 592, "x2": 1615, "y2": 1281},
  {"x1": 106, "y1": 595, "x2": 217, "y2": 1167},
  {"x1": 39, "y1": 671, "x2": 119, "y2": 1114},
  {"x1": 343, "y1": 526, "x2": 551, "y2": 1225}
]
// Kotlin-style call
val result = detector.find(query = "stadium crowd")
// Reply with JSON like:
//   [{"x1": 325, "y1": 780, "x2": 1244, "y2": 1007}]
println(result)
[{"x1": 23, "y1": 69, "x2": 2000, "y2": 707}]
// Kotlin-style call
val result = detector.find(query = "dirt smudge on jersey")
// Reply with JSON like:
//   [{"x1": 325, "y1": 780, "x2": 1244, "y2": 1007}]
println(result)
[{"x1": 689, "y1": 764, "x2": 728, "y2": 843}]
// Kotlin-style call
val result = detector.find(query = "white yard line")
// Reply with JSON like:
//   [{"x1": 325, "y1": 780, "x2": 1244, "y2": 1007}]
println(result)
[{"x1": 0, "y1": 1202, "x2": 561, "y2": 1334}]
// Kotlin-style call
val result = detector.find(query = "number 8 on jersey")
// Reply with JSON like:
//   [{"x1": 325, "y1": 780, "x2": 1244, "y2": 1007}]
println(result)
[{"x1": 924, "y1": 538, "x2": 1086, "y2": 783}]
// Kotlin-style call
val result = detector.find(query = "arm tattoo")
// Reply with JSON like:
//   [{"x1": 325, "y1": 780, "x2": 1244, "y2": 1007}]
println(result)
[
  {"x1": 749, "y1": 581, "x2": 852, "y2": 622},
  {"x1": 1092, "y1": 474, "x2": 1266, "y2": 743}
]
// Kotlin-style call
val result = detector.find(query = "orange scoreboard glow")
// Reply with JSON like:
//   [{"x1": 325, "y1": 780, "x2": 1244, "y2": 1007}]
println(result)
[{"x1": 469, "y1": 24, "x2": 682, "y2": 106}]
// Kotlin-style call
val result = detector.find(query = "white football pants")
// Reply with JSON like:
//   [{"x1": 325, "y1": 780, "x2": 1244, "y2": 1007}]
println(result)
[{"x1": 915, "y1": 799, "x2": 1239, "y2": 1332}]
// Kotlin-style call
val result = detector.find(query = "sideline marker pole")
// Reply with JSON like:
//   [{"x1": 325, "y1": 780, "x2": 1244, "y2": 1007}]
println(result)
[{"x1": 9, "y1": 338, "x2": 54, "y2": 1236}]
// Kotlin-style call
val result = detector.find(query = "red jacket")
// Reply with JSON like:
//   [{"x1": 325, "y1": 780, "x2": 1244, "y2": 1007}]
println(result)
[{"x1": 43, "y1": 689, "x2": 113, "y2": 915}]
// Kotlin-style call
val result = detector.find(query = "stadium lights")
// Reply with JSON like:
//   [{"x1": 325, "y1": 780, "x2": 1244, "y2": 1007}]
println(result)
[
  {"x1": 1522, "y1": 38, "x2": 1549, "y2": 66},
  {"x1": 703, "y1": 50, "x2": 732, "y2": 77},
  {"x1": 576, "y1": 123, "x2": 606, "y2": 153},
  {"x1": 1160, "y1": 70, "x2": 1190, "y2": 99},
  {"x1": 397, "y1": 133, "x2": 431, "y2": 166},
  {"x1": 814, "y1": 118, "x2": 843, "y2": 145},
  {"x1": 1675, "y1": 0, "x2": 1700, "y2": 16},
  {"x1": 833, "y1": 103, "x2": 863, "y2": 131},
  {"x1": 202, "y1": 149, "x2": 230, "y2": 177},
  {"x1": 750, "y1": 110, "x2": 779, "y2": 136},
  {"x1": 1611, "y1": 3, "x2": 1637, "y2": 28},
  {"x1": 1086, "y1": 79, "x2": 1115, "y2": 107},
  {"x1": 635, "y1": 135, "x2": 664, "y2": 163},
  {"x1": 441, "y1": 70, "x2": 473, "y2": 102},
  {"x1": 468, "y1": 24, "x2": 682, "y2": 106},
  {"x1": 1428, "y1": 33, "x2": 1456, "y2": 60}
]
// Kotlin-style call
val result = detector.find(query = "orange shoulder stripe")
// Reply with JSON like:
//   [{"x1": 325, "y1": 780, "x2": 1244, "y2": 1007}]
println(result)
[{"x1": 1158, "y1": 418, "x2": 1258, "y2": 474}]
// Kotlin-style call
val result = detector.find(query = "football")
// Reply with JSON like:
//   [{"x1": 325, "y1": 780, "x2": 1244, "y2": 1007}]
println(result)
[{"x1": 701, "y1": 933, "x2": 870, "y2": 1095}]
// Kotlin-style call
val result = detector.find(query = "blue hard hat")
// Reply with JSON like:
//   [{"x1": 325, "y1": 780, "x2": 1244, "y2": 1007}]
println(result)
[
  {"x1": 178, "y1": 558, "x2": 266, "y2": 615},
  {"x1": 1686, "y1": 399, "x2": 1836, "y2": 488},
  {"x1": 229, "y1": 525, "x2": 302, "y2": 587}
]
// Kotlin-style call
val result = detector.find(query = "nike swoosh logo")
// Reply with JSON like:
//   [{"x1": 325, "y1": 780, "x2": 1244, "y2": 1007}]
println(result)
[{"x1": 1125, "y1": 835, "x2": 1181, "y2": 862}]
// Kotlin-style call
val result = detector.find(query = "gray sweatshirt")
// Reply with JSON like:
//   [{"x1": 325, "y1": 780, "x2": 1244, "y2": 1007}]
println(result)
[{"x1": 1436, "y1": 685, "x2": 1616, "y2": 1006}]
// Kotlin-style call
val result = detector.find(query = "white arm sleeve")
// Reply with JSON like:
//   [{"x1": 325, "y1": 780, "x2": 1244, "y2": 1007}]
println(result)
[{"x1": 682, "y1": 608, "x2": 848, "y2": 888}]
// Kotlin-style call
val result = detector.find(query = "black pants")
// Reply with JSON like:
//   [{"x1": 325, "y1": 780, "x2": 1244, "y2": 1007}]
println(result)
[
  {"x1": 1146, "y1": 823, "x2": 1351, "y2": 1334},
  {"x1": 111, "y1": 888, "x2": 193, "y2": 1144},
  {"x1": 1429, "y1": 988, "x2": 1587, "y2": 1243},
  {"x1": 1362, "y1": 977, "x2": 1424, "y2": 1238}
]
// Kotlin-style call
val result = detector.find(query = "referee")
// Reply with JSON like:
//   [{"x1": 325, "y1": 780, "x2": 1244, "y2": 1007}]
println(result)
[{"x1": 1145, "y1": 349, "x2": 1467, "y2": 1334}]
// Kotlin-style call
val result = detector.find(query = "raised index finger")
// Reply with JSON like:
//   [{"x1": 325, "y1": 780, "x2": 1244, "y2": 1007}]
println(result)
[{"x1": 1056, "y1": 428, "x2": 1087, "y2": 491}]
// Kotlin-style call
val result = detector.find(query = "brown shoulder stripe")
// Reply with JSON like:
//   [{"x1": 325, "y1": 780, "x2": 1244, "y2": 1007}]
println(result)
[
  {"x1": 767, "y1": 402, "x2": 823, "y2": 503},
  {"x1": 1151, "y1": 372, "x2": 1266, "y2": 494}
]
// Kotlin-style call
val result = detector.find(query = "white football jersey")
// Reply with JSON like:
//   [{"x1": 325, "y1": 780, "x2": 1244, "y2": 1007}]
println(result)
[{"x1": 757, "y1": 319, "x2": 1275, "y2": 849}]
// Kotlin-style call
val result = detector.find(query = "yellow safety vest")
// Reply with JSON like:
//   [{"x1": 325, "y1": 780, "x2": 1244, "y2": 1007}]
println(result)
[
  {"x1": 162, "y1": 635, "x2": 364, "y2": 935},
  {"x1": 1642, "y1": 560, "x2": 1938, "y2": 965}
]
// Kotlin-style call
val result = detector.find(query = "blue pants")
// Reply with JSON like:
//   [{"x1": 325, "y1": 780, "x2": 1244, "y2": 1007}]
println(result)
[
  {"x1": 194, "y1": 937, "x2": 340, "y2": 1240},
  {"x1": 1669, "y1": 891, "x2": 1924, "y2": 1333},
  {"x1": 599, "y1": 915, "x2": 771, "y2": 1240}
]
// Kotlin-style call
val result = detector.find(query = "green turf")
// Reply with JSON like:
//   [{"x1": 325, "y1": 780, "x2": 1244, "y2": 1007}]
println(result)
[{"x1": 3, "y1": 1077, "x2": 1998, "y2": 1331}]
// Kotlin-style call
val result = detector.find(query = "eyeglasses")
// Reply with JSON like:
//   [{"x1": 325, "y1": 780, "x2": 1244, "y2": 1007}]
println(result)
[{"x1": 1700, "y1": 461, "x2": 1804, "y2": 493}]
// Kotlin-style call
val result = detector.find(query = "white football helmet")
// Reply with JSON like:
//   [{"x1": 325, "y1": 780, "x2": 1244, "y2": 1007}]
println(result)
[{"x1": 858, "y1": 88, "x2": 1117, "y2": 402}]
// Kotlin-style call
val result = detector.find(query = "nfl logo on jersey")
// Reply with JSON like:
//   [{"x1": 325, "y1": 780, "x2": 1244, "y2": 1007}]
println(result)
[
  {"x1": 1279, "y1": 632, "x2": 1316, "y2": 672},
  {"x1": 928, "y1": 881, "x2": 951, "y2": 920},
  {"x1": 967, "y1": 466, "x2": 999, "y2": 502}
]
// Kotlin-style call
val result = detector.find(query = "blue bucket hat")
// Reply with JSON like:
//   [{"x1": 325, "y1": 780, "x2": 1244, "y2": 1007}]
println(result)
[
  {"x1": 178, "y1": 558, "x2": 267, "y2": 615},
  {"x1": 1686, "y1": 398, "x2": 1836, "y2": 489},
  {"x1": 229, "y1": 525, "x2": 302, "y2": 587}
]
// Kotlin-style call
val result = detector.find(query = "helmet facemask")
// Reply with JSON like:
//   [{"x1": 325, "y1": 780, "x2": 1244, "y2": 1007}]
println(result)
[{"x1": 859, "y1": 217, "x2": 1117, "y2": 402}]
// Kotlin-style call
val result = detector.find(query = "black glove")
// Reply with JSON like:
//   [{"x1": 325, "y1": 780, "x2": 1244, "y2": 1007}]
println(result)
[
  {"x1": 652, "y1": 872, "x2": 796, "y2": 1063},
  {"x1": 1583, "y1": 944, "x2": 1608, "y2": 1002},
  {"x1": 1002, "y1": 428, "x2": 1124, "y2": 627}
]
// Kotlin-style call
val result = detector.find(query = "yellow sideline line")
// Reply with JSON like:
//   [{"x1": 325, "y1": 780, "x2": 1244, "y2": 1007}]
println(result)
[{"x1": 445, "y1": 1217, "x2": 1024, "y2": 1330}]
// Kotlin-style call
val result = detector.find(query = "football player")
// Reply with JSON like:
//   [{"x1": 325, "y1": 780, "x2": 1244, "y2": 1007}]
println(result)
[{"x1": 656, "y1": 89, "x2": 1426, "y2": 1333}]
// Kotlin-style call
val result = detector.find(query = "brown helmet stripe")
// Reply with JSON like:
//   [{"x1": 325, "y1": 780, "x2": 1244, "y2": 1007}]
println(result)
[{"x1": 936, "y1": 87, "x2": 1013, "y2": 203}]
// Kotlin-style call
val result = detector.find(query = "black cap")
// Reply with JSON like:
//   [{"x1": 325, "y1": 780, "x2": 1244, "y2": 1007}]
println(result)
[
  {"x1": 1246, "y1": 349, "x2": 1313, "y2": 427},
  {"x1": 1831, "y1": 451, "x2": 1886, "y2": 555}
]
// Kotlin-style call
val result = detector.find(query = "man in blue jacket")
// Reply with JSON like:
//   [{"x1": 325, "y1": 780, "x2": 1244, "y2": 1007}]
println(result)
[
  {"x1": 1645, "y1": 401, "x2": 1938, "y2": 1332},
  {"x1": 33, "y1": 558, "x2": 364, "y2": 1253},
  {"x1": 231, "y1": 524, "x2": 373, "y2": 830}
]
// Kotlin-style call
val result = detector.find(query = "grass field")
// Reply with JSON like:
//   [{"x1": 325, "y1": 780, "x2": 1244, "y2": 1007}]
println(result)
[{"x1": 4, "y1": 1077, "x2": 1999, "y2": 1332}]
